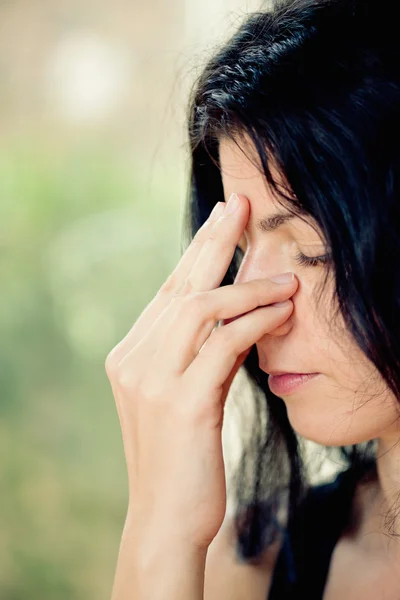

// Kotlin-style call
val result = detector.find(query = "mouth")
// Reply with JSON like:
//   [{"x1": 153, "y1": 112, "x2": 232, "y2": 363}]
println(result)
[
  {"x1": 267, "y1": 370, "x2": 312, "y2": 376},
  {"x1": 264, "y1": 365, "x2": 320, "y2": 375},
  {"x1": 267, "y1": 372, "x2": 321, "y2": 395}
]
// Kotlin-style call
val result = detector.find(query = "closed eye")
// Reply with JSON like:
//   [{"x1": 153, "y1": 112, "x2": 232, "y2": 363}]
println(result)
[
  {"x1": 236, "y1": 243, "x2": 330, "y2": 268},
  {"x1": 237, "y1": 234, "x2": 331, "y2": 267},
  {"x1": 294, "y1": 252, "x2": 330, "y2": 267}
]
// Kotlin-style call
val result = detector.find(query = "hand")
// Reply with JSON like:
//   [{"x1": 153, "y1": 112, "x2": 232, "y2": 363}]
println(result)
[{"x1": 105, "y1": 193, "x2": 298, "y2": 554}]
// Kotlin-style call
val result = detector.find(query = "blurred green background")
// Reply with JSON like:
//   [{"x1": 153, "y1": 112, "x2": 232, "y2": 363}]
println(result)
[{"x1": 0, "y1": 1, "x2": 261, "y2": 598}]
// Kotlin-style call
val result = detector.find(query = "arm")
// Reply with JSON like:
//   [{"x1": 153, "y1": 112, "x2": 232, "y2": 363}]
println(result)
[
  {"x1": 106, "y1": 194, "x2": 294, "y2": 600},
  {"x1": 204, "y1": 511, "x2": 282, "y2": 600},
  {"x1": 111, "y1": 514, "x2": 207, "y2": 600},
  {"x1": 111, "y1": 505, "x2": 281, "y2": 600}
]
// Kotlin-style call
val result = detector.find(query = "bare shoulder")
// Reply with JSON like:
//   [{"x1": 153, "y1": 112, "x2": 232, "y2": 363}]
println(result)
[{"x1": 204, "y1": 509, "x2": 283, "y2": 600}]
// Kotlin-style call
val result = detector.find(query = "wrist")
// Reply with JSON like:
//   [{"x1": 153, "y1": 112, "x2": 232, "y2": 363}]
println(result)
[
  {"x1": 127, "y1": 505, "x2": 210, "y2": 559},
  {"x1": 137, "y1": 539, "x2": 207, "y2": 600}
]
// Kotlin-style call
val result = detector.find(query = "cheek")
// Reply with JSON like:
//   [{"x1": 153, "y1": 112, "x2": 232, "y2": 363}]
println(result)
[
  {"x1": 281, "y1": 292, "x2": 400, "y2": 445},
  {"x1": 285, "y1": 340, "x2": 399, "y2": 446},
  {"x1": 287, "y1": 386, "x2": 399, "y2": 447}
]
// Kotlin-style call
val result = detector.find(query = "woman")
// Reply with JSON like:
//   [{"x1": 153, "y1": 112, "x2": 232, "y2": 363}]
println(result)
[{"x1": 106, "y1": 0, "x2": 400, "y2": 597}]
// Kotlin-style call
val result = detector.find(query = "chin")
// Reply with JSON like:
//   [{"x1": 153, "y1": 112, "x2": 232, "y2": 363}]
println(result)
[{"x1": 284, "y1": 400, "x2": 392, "y2": 447}]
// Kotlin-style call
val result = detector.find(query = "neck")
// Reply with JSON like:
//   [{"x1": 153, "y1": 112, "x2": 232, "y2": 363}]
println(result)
[
  {"x1": 356, "y1": 434, "x2": 400, "y2": 557},
  {"x1": 375, "y1": 434, "x2": 400, "y2": 533}
]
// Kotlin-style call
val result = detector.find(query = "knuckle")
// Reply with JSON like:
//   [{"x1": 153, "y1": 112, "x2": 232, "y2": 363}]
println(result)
[
  {"x1": 116, "y1": 369, "x2": 137, "y2": 392},
  {"x1": 114, "y1": 359, "x2": 140, "y2": 392},
  {"x1": 169, "y1": 294, "x2": 185, "y2": 310},
  {"x1": 213, "y1": 326, "x2": 236, "y2": 352},
  {"x1": 251, "y1": 278, "x2": 284, "y2": 305},
  {"x1": 184, "y1": 291, "x2": 209, "y2": 314},
  {"x1": 208, "y1": 227, "x2": 237, "y2": 253},
  {"x1": 249, "y1": 277, "x2": 267, "y2": 294},
  {"x1": 172, "y1": 291, "x2": 212, "y2": 322},
  {"x1": 192, "y1": 229, "x2": 207, "y2": 243},
  {"x1": 105, "y1": 348, "x2": 118, "y2": 378},
  {"x1": 207, "y1": 229, "x2": 218, "y2": 243},
  {"x1": 176, "y1": 277, "x2": 195, "y2": 297},
  {"x1": 255, "y1": 281, "x2": 271, "y2": 305},
  {"x1": 159, "y1": 273, "x2": 179, "y2": 296}
]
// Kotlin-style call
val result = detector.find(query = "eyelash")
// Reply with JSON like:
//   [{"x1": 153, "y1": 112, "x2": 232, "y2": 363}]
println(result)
[
  {"x1": 294, "y1": 252, "x2": 330, "y2": 267},
  {"x1": 237, "y1": 245, "x2": 330, "y2": 268}
]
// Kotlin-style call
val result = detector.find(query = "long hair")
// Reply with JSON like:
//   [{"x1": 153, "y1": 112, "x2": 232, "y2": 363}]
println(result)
[{"x1": 181, "y1": 0, "x2": 400, "y2": 560}]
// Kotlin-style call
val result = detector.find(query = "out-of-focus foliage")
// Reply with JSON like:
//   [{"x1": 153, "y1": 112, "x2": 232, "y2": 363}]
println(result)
[
  {"x1": 0, "y1": 0, "x2": 263, "y2": 597},
  {"x1": 0, "y1": 134, "x2": 182, "y2": 598}
]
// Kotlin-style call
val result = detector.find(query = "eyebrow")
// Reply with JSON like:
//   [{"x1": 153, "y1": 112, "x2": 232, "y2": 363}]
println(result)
[{"x1": 255, "y1": 212, "x2": 297, "y2": 232}]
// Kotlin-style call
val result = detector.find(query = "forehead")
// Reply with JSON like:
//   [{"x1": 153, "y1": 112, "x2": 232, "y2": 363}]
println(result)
[
  {"x1": 218, "y1": 133, "x2": 285, "y2": 197},
  {"x1": 218, "y1": 134, "x2": 324, "y2": 240}
]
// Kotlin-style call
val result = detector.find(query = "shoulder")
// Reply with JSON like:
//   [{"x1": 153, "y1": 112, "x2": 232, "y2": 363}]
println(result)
[
  {"x1": 204, "y1": 465, "x2": 376, "y2": 600},
  {"x1": 204, "y1": 472, "x2": 344, "y2": 600},
  {"x1": 268, "y1": 464, "x2": 377, "y2": 595}
]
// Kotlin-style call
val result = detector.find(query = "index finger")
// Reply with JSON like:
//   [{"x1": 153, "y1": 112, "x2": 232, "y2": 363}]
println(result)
[
  {"x1": 107, "y1": 201, "x2": 226, "y2": 364},
  {"x1": 158, "y1": 201, "x2": 226, "y2": 297},
  {"x1": 184, "y1": 193, "x2": 249, "y2": 292}
]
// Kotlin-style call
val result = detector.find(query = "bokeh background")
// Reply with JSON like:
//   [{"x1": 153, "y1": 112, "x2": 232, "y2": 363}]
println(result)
[{"x1": 0, "y1": 1, "x2": 267, "y2": 598}]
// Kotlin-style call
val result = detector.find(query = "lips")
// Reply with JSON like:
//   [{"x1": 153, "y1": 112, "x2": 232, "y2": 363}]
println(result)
[
  {"x1": 268, "y1": 370, "x2": 295, "y2": 376},
  {"x1": 268, "y1": 372, "x2": 321, "y2": 395},
  {"x1": 267, "y1": 370, "x2": 314, "y2": 376}
]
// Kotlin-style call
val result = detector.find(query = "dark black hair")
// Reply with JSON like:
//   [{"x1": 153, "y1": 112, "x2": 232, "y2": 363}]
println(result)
[{"x1": 182, "y1": 0, "x2": 400, "y2": 560}]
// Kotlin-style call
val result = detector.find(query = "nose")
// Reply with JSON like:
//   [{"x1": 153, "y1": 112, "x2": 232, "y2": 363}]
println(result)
[
  {"x1": 222, "y1": 249, "x2": 297, "y2": 335},
  {"x1": 234, "y1": 249, "x2": 298, "y2": 289}
]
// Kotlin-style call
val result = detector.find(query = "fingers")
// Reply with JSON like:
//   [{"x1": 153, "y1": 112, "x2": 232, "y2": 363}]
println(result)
[
  {"x1": 183, "y1": 300, "x2": 294, "y2": 397},
  {"x1": 105, "y1": 201, "x2": 226, "y2": 368},
  {"x1": 148, "y1": 276, "x2": 297, "y2": 376},
  {"x1": 183, "y1": 193, "x2": 249, "y2": 291},
  {"x1": 107, "y1": 193, "x2": 250, "y2": 372},
  {"x1": 158, "y1": 201, "x2": 227, "y2": 296},
  {"x1": 106, "y1": 194, "x2": 246, "y2": 369}
]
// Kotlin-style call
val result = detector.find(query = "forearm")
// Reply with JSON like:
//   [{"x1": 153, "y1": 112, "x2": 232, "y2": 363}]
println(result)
[{"x1": 111, "y1": 515, "x2": 207, "y2": 600}]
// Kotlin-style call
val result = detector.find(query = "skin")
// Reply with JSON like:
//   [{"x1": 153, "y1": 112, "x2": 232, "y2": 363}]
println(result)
[
  {"x1": 219, "y1": 134, "x2": 400, "y2": 446},
  {"x1": 106, "y1": 129, "x2": 400, "y2": 599},
  {"x1": 218, "y1": 133, "x2": 400, "y2": 589},
  {"x1": 106, "y1": 175, "x2": 299, "y2": 599}
]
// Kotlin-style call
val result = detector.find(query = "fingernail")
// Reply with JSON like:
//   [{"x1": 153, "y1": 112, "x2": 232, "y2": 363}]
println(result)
[
  {"x1": 225, "y1": 193, "x2": 240, "y2": 215},
  {"x1": 210, "y1": 202, "x2": 225, "y2": 220},
  {"x1": 269, "y1": 272, "x2": 294, "y2": 284}
]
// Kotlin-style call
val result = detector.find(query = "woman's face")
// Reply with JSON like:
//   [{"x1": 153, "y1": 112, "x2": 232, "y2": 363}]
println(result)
[{"x1": 218, "y1": 134, "x2": 400, "y2": 446}]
